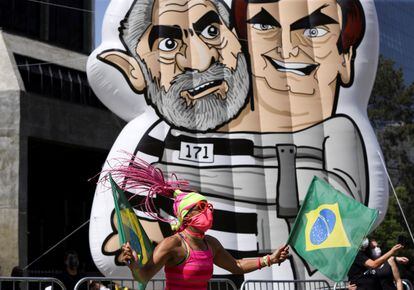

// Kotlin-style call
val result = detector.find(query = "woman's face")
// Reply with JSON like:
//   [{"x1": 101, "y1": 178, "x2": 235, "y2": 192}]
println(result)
[
  {"x1": 184, "y1": 200, "x2": 213, "y2": 219},
  {"x1": 368, "y1": 240, "x2": 382, "y2": 258}
]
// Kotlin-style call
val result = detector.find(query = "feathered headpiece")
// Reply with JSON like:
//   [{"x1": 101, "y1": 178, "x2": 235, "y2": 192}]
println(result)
[{"x1": 101, "y1": 152, "x2": 206, "y2": 231}]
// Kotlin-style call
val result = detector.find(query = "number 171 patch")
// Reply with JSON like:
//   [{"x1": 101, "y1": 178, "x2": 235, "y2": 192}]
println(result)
[{"x1": 179, "y1": 142, "x2": 214, "y2": 163}]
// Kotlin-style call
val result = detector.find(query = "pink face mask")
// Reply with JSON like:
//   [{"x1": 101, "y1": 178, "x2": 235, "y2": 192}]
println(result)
[{"x1": 187, "y1": 205, "x2": 214, "y2": 233}]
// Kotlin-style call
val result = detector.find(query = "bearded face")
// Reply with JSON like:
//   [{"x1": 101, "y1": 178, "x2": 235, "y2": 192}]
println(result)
[
  {"x1": 133, "y1": 0, "x2": 249, "y2": 131},
  {"x1": 144, "y1": 53, "x2": 249, "y2": 131}
]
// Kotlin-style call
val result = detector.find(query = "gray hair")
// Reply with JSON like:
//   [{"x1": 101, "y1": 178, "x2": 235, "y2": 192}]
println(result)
[
  {"x1": 118, "y1": 0, "x2": 248, "y2": 132},
  {"x1": 144, "y1": 53, "x2": 249, "y2": 131},
  {"x1": 120, "y1": 0, "x2": 230, "y2": 61}
]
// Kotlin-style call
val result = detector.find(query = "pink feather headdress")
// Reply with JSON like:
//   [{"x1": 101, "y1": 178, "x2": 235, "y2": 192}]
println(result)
[{"x1": 100, "y1": 152, "x2": 190, "y2": 223}]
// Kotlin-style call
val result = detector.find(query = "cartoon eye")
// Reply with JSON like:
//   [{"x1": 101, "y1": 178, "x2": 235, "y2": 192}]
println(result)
[
  {"x1": 304, "y1": 27, "x2": 328, "y2": 38},
  {"x1": 252, "y1": 23, "x2": 275, "y2": 31},
  {"x1": 200, "y1": 24, "x2": 220, "y2": 39},
  {"x1": 158, "y1": 38, "x2": 178, "y2": 51}
]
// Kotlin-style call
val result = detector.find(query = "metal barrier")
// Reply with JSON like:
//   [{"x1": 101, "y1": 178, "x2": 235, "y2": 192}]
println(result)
[
  {"x1": 74, "y1": 277, "x2": 237, "y2": 290},
  {"x1": 403, "y1": 279, "x2": 413, "y2": 290},
  {"x1": 333, "y1": 281, "x2": 348, "y2": 290},
  {"x1": 0, "y1": 277, "x2": 66, "y2": 290},
  {"x1": 240, "y1": 279, "x2": 331, "y2": 290}
]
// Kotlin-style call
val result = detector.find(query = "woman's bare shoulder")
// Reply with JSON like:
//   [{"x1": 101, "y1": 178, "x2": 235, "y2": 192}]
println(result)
[
  {"x1": 158, "y1": 234, "x2": 184, "y2": 250},
  {"x1": 205, "y1": 235, "x2": 222, "y2": 250}
]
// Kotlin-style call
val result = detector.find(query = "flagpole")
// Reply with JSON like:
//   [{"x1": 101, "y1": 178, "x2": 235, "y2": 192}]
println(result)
[
  {"x1": 23, "y1": 219, "x2": 90, "y2": 270},
  {"x1": 377, "y1": 151, "x2": 414, "y2": 246}
]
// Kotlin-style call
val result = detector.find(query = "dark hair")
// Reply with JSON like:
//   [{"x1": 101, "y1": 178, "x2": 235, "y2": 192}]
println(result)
[
  {"x1": 11, "y1": 266, "x2": 23, "y2": 277},
  {"x1": 64, "y1": 250, "x2": 78, "y2": 260},
  {"x1": 231, "y1": 0, "x2": 365, "y2": 54}
]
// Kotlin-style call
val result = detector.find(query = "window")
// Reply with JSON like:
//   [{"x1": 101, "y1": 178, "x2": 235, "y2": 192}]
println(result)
[
  {"x1": 15, "y1": 54, "x2": 106, "y2": 110},
  {"x1": 0, "y1": 0, "x2": 92, "y2": 53}
]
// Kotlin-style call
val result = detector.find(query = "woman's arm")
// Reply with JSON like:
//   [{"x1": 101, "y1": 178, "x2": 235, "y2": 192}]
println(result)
[
  {"x1": 389, "y1": 257, "x2": 403, "y2": 290},
  {"x1": 395, "y1": 256, "x2": 409, "y2": 265},
  {"x1": 364, "y1": 244, "x2": 403, "y2": 269},
  {"x1": 207, "y1": 236, "x2": 289, "y2": 274},
  {"x1": 120, "y1": 237, "x2": 182, "y2": 283}
]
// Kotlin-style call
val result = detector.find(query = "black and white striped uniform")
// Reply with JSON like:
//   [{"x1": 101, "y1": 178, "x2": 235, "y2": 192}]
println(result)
[{"x1": 132, "y1": 115, "x2": 367, "y2": 280}]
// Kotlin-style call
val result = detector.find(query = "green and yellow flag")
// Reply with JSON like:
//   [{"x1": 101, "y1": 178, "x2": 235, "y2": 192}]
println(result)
[
  {"x1": 287, "y1": 177, "x2": 378, "y2": 282},
  {"x1": 110, "y1": 175, "x2": 153, "y2": 289}
]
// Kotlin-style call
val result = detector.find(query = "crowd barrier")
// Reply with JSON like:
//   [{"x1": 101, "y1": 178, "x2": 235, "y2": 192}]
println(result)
[
  {"x1": 74, "y1": 277, "x2": 237, "y2": 290},
  {"x1": 240, "y1": 279, "x2": 331, "y2": 290},
  {"x1": 403, "y1": 279, "x2": 414, "y2": 290},
  {"x1": 0, "y1": 277, "x2": 66, "y2": 290},
  {"x1": 2, "y1": 276, "x2": 411, "y2": 290},
  {"x1": 333, "y1": 281, "x2": 349, "y2": 290}
]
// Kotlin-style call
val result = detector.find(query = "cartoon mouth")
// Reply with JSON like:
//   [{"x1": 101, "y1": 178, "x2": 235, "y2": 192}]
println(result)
[
  {"x1": 180, "y1": 80, "x2": 229, "y2": 107},
  {"x1": 265, "y1": 56, "x2": 318, "y2": 76}
]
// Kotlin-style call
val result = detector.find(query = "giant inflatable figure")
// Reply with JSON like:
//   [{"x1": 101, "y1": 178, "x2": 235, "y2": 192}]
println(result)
[{"x1": 88, "y1": 0, "x2": 388, "y2": 282}]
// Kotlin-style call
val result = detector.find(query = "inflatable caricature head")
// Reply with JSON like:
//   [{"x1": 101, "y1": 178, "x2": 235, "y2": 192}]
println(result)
[
  {"x1": 98, "y1": 0, "x2": 249, "y2": 132},
  {"x1": 225, "y1": 0, "x2": 387, "y2": 224},
  {"x1": 229, "y1": 0, "x2": 365, "y2": 131}
]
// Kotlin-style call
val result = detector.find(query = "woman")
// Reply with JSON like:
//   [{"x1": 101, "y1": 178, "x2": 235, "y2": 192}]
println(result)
[
  {"x1": 105, "y1": 156, "x2": 290, "y2": 290},
  {"x1": 348, "y1": 238, "x2": 403, "y2": 290},
  {"x1": 369, "y1": 239, "x2": 403, "y2": 290}
]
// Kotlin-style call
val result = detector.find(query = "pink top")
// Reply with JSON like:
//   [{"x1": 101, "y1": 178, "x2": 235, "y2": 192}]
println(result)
[{"x1": 164, "y1": 235, "x2": 214, "y2": 290}]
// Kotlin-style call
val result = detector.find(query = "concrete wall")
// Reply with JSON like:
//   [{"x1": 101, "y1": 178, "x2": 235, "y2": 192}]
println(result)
[
  {"x1": 3, "y1": 32, "x2": 88, "y2": 72},
  {"x1": 0, "y1": 31, "x2": 21, "y2": 276},
  {"x1": 0, "y1": 30, "x2": 125, "y2": 274}
]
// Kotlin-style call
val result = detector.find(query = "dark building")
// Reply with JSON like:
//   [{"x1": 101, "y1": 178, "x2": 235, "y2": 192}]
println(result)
[
  {"x1": 0, "y1": 0, "x2": 124, "y2": 276},
  {"x1": 376, "y1": 0, "x2": 414, "y2": 83}
]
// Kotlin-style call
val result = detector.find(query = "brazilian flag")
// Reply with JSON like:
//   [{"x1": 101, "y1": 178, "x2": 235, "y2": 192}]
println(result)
[
  {"x1": 287, "y1": 177, "x2": 378, "y2": 282},
  {"x1": 109, "y1": 175, "x2": 153, "y2": 290}
]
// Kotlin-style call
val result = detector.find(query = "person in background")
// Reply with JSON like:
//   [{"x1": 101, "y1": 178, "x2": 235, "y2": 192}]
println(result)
[
  {"x1": 57, "y1": 250, "x2": 86, "y2": 290},
  {"x1": 88, "y1": 281, "x2": 101, "y2": 290},
  {"x1": 348, "y1": 238, "x2": 408, "y2": 290},
  {"x1": 2, "y1": 266, "x2": 24, "y2": 290},
  {"x1": 348, "y1": 238, "x2": 403, "y2": 290},
  {"x1": 369, "y1": 239, "x2": 407, "y2": 290},
  {"x1": 89, "y1": 281, "x2": 110, "y2": 290}
]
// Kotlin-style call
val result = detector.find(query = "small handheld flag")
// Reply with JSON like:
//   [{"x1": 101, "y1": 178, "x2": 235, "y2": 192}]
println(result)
[
  {"x1": 110, "y1": 174, "x2": 154, "y2": 289},
  {"x1": 287, "y1": 177, "x2": 378, "y2": 282}
]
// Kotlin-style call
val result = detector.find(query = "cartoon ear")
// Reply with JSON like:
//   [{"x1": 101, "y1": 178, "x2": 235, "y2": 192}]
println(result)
[
  {"x1": 339, "y1": 47, "x2": 353, "y2": 85},
  {"x1": 98, "y1": 50, "x2": 146, "y2": 92}
]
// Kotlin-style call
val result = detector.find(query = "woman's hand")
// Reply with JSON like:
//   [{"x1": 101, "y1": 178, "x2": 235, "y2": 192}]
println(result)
[
  {"x1": 120, "y1": 242, "x2": 139, "y2": 269},
  {"x1": 395, "y1": 256, "x2": 409, "y2": 264},
  {"x1": 269, "y1": 245, "x2": 290, "y2": 265},
  {"x1": 390, "y1": 244, "x2": 403, "y2": 254}
]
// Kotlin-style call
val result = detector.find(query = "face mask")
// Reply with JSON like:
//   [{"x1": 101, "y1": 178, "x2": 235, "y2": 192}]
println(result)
[
  {"x1": 371, "y1": 247, "x2": 382, "y2": 259},
  {"x1": 187, "y1": 207, "x2": 213, "y2": 233},
  {"x1": 65, "y1": 255, "x2": 79, "y2": 269}
]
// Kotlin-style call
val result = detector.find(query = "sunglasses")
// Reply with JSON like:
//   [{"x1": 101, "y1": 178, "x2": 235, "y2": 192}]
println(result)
[{"x1": 189, "y1": 201, "x2": 214, "y2": 213}]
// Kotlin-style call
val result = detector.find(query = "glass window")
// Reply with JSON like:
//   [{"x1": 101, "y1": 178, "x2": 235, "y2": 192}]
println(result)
[
  {"x1": 0, "y1": 0, "x2": 92, "y2": 53},
  {"x1": 14, "y1": 54, "x2": 106, "y2": 110}
]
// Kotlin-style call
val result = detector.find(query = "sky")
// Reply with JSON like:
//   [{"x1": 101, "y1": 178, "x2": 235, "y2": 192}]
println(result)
[
  {"x1": 94, "y1": 0, "x2": 110, "y2": 47},
  {"x1": 92, "y1": 0, "x2": 414, "y2": 83}
]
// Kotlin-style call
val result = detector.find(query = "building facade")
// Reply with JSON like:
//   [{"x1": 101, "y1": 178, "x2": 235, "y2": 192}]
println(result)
[
  {"x1": 0, "y1": 0, "x2": 123, "y2": 275},
  {"x1": 376, "y1": 0, "x2": 414, "y2": 83}
]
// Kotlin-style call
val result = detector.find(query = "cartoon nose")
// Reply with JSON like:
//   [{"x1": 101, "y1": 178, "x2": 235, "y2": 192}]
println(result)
[
  {"x1": 277, "y1": 30, "x2": 299, "y2": 59},
  {"x1": 176, "y1": 35, "x2": 219, "y2": 72}
]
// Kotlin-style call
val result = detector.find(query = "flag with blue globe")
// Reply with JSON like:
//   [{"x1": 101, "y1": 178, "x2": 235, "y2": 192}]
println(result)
[{"x1": 288, "y1": 177, "x2": 378, "y2": 282}]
